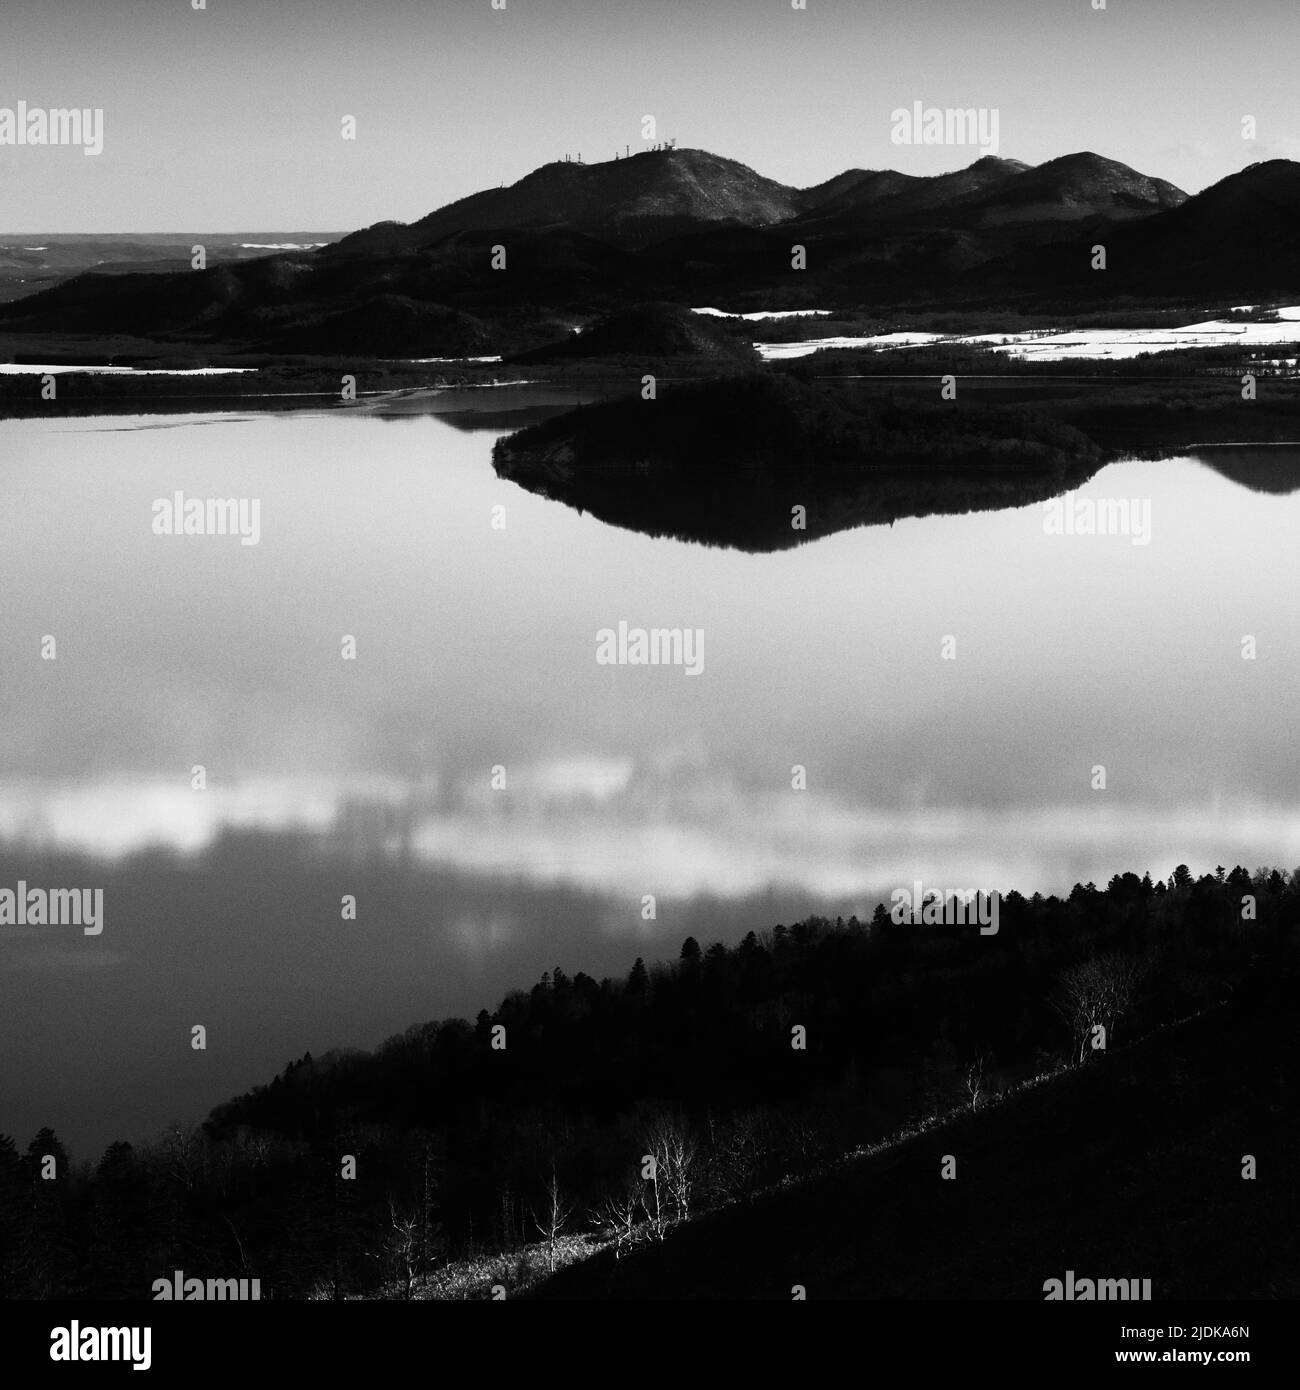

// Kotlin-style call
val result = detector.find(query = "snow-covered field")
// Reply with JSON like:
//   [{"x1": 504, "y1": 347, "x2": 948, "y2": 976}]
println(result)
[
  {"x1": 759, "y1": 331, "x2": 944, "y2": 358},
  {"x1": 0, "y1": 363, "x2": 254, "y2": 375},
  {"x1": 402, "y1": 355, "x2": 503, "y2": 364},
  {"x1": 692, "y1": 307, "x2": 833, "y2": 320},
  {"x1": 743, "y1": 307, "x2": 1300, "y2": 363}
]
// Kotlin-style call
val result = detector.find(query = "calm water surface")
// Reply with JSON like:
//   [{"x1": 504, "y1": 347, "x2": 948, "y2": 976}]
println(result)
[{"x1": 2, "y1": 398, "x2": 1297, "y2": 1154}]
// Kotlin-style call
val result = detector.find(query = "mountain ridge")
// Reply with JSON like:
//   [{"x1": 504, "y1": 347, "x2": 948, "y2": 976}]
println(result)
[
  {"x1": 331, "y1": 146, "x2": 1188, "y2": 255},
  {"x1": 3, "y1": 149, "x2": 1297, "y2": 358}
]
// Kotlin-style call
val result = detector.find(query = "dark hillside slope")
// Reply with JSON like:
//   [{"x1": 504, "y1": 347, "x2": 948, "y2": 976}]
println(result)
[{"x1": 534, "y1": 965, "x2": 1300, "y2": 1299}]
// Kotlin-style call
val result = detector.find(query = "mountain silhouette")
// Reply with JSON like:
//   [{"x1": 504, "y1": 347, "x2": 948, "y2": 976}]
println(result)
[
  {"x1": 1102, "y1": 159, "x2": 1300, "y2": 290},
  {"x1": 3, "y1": 149, "x2": 1296, "y2": 357},
  {"x1": 332, "y1": 148, "x2": 805, "y2": 256}
]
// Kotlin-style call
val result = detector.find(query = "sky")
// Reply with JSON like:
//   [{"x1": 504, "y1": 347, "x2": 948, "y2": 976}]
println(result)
[{"x1": 1, "y1": 0, "x2": 1298, "y2": 232}]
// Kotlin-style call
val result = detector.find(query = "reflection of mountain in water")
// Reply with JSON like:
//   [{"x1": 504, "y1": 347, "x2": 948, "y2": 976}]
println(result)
[
  {"x1": 1189, "y1": 444, "x2": 1300, "y2": 494},
  {"x1": 492, "y1": 375, "x2": 1105, "y2": 551}
]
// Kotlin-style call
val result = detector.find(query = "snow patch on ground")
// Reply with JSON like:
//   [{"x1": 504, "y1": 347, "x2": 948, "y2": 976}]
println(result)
[
  {"x1": 754, "y1": 309, "x2": 1300, "y2": 363},
  {"x1": 0, "y1": 364, "x2": 255, "y2": 375},
  {"x1": 692, "y1": 307, "x2": 833, "y2": 320},
  {"x1": 401, "y1": 355, "x2": 503, "y2": 364},
  {"x1": 760, "y1": 332, "x2": 943, "y2": 359}
]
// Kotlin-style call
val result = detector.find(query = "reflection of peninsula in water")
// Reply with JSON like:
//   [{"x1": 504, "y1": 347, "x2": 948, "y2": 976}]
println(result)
[
  {"x1": 1189, "y1": 444, "x2": 1300, "y2": 494},
  {"x1": 492, "y1": 375, "x2": 1106, "y2": 551},
  {"x1": 493, "y1": 375, "x2": 1300, "y2": 550}
]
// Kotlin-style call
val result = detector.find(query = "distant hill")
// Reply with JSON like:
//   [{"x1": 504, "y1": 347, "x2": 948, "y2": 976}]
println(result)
[
  {"x1": 3, "y1": 147, "x2": 1297, "y2": 359},
  {"x1": 969, "y1": 158, "x2": 1300, "y2": 298},
  {"x1": 1106, "y1": 159, "x2": 1300, "y2": 290},
  {"x1": 1148, "y1": 158, "x2": 1300, "y2": 245},
  {"x1": 794, "y1": 167, "x2": 920, "y2": 211},
  {"x1": 0, "y1": 225, "x2": 635, "y2": 357},
  {"x1": 976, "y1": 151, "x2": 1186, "y2": 221},
  {"x1": 0, "y1": 232, "x2": 343, "y2": 306},
  {"x1": 798, "y1": 155, "x2": 1032, "y2": 226},
  {"x1": 334, "y1": 148, "x2": 804, "y2": 256}
]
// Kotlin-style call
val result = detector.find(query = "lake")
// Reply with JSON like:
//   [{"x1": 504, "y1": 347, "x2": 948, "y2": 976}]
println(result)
[{"x1": 2, "y1": 395, "x2": 1298, "y2": 1158}]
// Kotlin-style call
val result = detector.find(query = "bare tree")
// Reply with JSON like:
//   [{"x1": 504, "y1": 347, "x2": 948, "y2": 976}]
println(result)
[
  {"x1": 965, "y1": 1053, "x2": 988, "y2": 1109},
  {"x1": 1054, "y1": 953, "x2": 1142, "y2": 1066},
  {"x1": 707, "y1": 1109, "x2": 766, "y2": 1203},
  {"x1": 222, "y1": 1214, "x2": 249, "y2": 1273},
  {"x1": 645, "y1": 1114, "x2": 698, "y2": 1225},
  {"x1": 641, "y1": 1157, "x2": 667, "y2": 1243},
  {"x1": 530, "y1": 1169, "x2": 575, "y2": 1273},
  {"x1": 593, "y1": 1173, "x2": 641, "y2": 1257},
  {"x1": 242, "y1": 1131, "x2": 273, "y2": 1168},
  {"x1": 380, "y1": 1200, "x2": 421, "y2": 1300},
  {"x1": 160, "y1": 1123, "x2": 205, "y2": 1192}
]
